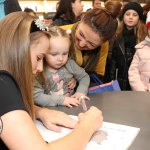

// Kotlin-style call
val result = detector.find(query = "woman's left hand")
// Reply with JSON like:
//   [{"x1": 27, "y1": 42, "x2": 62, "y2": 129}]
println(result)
[{"x1": 35, "y1": 106, "x2": 77, "y2": 132}]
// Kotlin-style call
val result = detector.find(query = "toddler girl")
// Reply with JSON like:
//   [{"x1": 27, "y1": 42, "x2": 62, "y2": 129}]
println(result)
[{"x1": 34, "y1": 26, "x2": 90, "y2": 107}]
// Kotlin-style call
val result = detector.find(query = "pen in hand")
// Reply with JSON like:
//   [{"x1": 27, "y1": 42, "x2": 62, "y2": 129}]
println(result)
[{"x1": 80, "y1": 96, "x2": 88, "y2": 112}]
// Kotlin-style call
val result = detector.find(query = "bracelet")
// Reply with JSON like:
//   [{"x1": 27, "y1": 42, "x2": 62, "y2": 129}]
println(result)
[{"x1": 0, "y1": 117, "x2": 3, "y2": 135}]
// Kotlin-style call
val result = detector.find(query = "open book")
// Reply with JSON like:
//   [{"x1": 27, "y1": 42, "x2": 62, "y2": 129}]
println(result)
[{"x1": 35, "y1": 115, "x2": 140, "y2": 150}]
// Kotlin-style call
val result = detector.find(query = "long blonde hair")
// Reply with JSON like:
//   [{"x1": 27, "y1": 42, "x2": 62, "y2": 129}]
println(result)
[
  {"x1": 38, "y1": 26, "x2": 71, "y2": 84},
  {"x1": 0, "y1": 12, "x2": 50, "y2": 119}
]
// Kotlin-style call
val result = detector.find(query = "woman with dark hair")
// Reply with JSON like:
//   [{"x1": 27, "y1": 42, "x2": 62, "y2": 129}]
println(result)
[
  {"x1": 70, "y1": 8, "x2": 118, "y2": 72},
  {"x1": 52, "y1": 0, "x2": 83, "y2": 26},
  {"x1": 60, "y1": 8, "x2": 118, "y2": 85}
]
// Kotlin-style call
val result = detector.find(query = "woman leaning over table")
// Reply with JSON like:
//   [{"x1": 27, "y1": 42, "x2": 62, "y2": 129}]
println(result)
[
  {"x1": 61, "y1": 8, "x2": 118, "y2": 84},
  {"x1": 0, "y1": 12, "x2": 103, "y2": 150}
]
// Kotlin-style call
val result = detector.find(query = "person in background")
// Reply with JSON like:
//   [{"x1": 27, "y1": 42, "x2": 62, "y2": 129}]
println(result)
[
  {"x1": 118, "y1": 0, "x2": 138, "y2": 21},
  {"x1": 34, "y1": 26, "x2": 90, "y2": 108},
  {"x1": 52, "y1": 0, "x2": 83, "y2": 26},
  {"x1": 24, "y1": 7, "x2": 38, "y2": 18},
  {"x1": 128, "y1": 11, "x2": 150, "y2": 91},
  {"x1": 0, "y1": 11, "x2": 103, "y2": 150},
  {"x1": 109, "y1": 2, "x2": 147, "y2": 90},
  {"x1": 104, "y1": 0, "x2": 122, "y2": 19},
  {"x1": 92, "y1": 0, "x2": 102, "y2": 8},
  {"x1": 142, "y1": 0, "x2": 150, "y2": 22},
  {"x1": 0, "y1": 0, "x2": 21, "y2": 20},
  {"x1": 121, "y1": 0, "x2": 138, "y2": 10},
  {"x1": 56, "y1": 1, "x2": 60, "y2": 11},
  {"x1": 103, "y1": 0, "x2": 122, "y2": 83}
]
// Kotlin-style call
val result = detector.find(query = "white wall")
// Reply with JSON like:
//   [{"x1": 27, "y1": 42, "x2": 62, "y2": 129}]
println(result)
[{"x1": 19, "y1": 0, "x2": 93, "y2": 13}]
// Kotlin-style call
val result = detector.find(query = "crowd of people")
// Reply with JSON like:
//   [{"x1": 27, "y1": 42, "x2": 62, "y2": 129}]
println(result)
[{"x1": 0, "y1": 0, "x2": 150, "y2": 149}]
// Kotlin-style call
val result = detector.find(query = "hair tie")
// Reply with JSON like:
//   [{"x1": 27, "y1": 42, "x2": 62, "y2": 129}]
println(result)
[{"x1": 30, "y1": 19, "x2": 49, "y2": 33}]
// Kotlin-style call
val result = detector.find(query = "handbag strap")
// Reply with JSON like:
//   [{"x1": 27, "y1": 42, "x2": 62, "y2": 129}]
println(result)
[{"x1": 90, "y1": 73, "x2": 103, "y2": 85}]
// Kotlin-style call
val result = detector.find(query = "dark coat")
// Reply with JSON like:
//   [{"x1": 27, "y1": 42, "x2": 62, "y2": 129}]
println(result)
[
  {"x1": 4, "y1": 0, "x2": 21, "y2": 15},
  {"x1": 109, "y1": 28, "x2": 136, "y2": 90},
  {"x1": 52, "y1": 17, "x2": 74, "y2": 26}
]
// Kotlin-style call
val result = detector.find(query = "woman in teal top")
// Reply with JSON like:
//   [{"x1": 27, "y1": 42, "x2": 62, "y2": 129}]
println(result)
[
  {"x1": 0, "y1": 0, "x2": 5, "y2": 19},
  {"x1": 0, "y1": 0, "x2": 21, "y2": 20}
]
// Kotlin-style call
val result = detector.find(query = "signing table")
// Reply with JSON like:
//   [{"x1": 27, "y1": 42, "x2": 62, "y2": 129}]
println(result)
[{"x1": 48, "y1": 91, "x2": 150, "y2": 150}]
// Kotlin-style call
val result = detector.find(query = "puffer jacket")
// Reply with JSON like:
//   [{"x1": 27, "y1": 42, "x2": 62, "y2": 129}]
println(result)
[
  {"x1": 52, "y1": 17, "x2": 74, "y2": 26},
  {"x1": 128, "y1": 36, "x2": 150, "y2": 91}
]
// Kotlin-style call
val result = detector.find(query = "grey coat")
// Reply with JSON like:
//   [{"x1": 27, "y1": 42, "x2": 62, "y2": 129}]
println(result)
[{"x1": 34, "y1": 59, "x2": 90, "y2": 107}]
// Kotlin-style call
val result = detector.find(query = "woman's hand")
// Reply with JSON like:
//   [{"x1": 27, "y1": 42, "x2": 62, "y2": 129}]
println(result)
[
  {"x1": 35, "y1": 106, "x2": 77, "y2": 132},
  {"x1": 78, "y1": 106, "x2": 103, "y2": 131}
]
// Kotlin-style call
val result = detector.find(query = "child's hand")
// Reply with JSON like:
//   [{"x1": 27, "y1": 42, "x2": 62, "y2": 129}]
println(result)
[
  {"x1": 67, "y1": 78, "x2": 76, "y2": 90},
  {"x1": 71, "y1": 92, "x2": 90, "y2": 101},
  {"x1": 64, "y1": 97, "x2": 80, "y2": 108}
]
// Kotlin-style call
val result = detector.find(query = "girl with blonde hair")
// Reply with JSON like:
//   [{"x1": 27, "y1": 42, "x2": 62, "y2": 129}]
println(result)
[{"x1": 34, "y1": 26, "x2": 90, "y2": 108}]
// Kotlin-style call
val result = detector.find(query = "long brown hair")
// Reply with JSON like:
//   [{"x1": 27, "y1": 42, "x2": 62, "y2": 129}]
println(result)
[
  {"x1": 104, "y1": 0, "x2": 122, "y2": 19},
  {"x1": 0, "y1": 12, "x2": 50, "y2": 119},
  {"x1": 81, "y1": 8, "x2": 118, "y2": 42},
  {"x1": 53, "y1": 0, "x2": 77, "y2": 22},
  {"x1": 71, "y1": 8, "x2": 118, "y2": 72}
]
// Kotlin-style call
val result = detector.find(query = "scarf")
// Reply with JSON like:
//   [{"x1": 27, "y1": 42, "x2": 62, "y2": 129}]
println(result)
[{"x1": 145, "y1": 36, "x2": 150, "y2": 46}]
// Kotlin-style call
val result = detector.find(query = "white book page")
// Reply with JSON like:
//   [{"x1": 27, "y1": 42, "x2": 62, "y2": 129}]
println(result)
[{"x1": 35, "y1": 115, "x2": 140, "y2": 150}]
